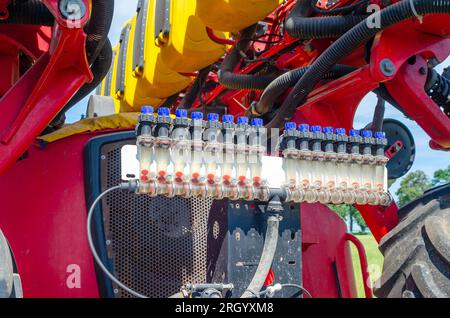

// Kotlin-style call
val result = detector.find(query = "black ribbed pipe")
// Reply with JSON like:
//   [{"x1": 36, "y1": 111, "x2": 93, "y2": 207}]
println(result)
[
  {"x1": 0, "y1": 0, "x2": 54, "y2": 25},
  {"x1": 84, "y1": 0, "x2": 115, "y2": 65},
  {"x1": 253, "y1": 64, "x2": 356, "y2": 115},
  {"x1": 218, "y1": 24, "x2": 277, "y2": 91},
  {"x1": 266, "y1": 0, "x2": 450, "y2": 129},
  {"x1": 285, "y1": 0, "x2": 367, "y2": 40},
  {"x1": 44, "y1": 38, "x2": 113, "y2": 133},
  {"x1": 64, "y1": 38, "x2": 112, "y2": 112},
  {"x1": 178, "y1": 66, "x2": 211, "y2": 109}
]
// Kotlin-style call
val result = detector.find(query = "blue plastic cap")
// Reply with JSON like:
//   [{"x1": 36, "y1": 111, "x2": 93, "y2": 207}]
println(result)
[
  {"x1": 324, "y1": 126, "x2": 334, "y2": 134},
  {"x1": 335, "y1": 128, "x2": 346, "y2": 135},
  {"x1": 310, "y1": 125, "x2": 322, "y2": 133},
  {"x1": 349, "y1": 129, "x2": 360, "y2": 137},
  {"x1": 298, "y1": 124, "x2": 309, "y2": 132},
  {"x1": 222, "y1": 115, "x2": 234, "y2": 123},
  {"x1": 175, "y1": 109, "x2": 187, "y2": 118},
  {"x1": 251, "y1": 118, "x2": 263, "y2": 127},
  {"x1": 191, "y1": 112, "x2": 203, "y2": 120},
  {"x1": 207, "y1": 113, "x2": 219, "y2": 122},
  {"x1": 141, "y1": 106, "x2": 154, "y2": 114},
  {"x1": 285, "y1": 122, "x2": 296, "y2": 130},
  {"x1": 157, "y1": 107, "x2": 170, "y2": 116},
  {"x1": 375, "y1": 131, "x2": 385, "y2": 139},
  {"x1": 362, "y1": 130, "x2": 373, "y2": 138},
  {"x1": 237, "y1": 116, "x2": 249, "y2": 125}
]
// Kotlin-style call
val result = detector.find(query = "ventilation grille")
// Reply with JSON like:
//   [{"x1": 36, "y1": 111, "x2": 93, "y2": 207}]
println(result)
[{"x1": 100, "y1": 143, "x2": 214, "y2": 298}]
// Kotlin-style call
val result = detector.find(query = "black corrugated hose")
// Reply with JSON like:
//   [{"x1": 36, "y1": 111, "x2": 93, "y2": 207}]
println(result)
[
  {"x1": 178, "y1": 66, "x2": 211, "y2": 109},
  {"x1": 266, "y1": 0, "x2": 450, "y2": 129},
  {"x1": 218, "y1": 24, "x2": 278, "y2": 90},
  {"x1": 252, "y1": 64, "x2": 357, "y2": 116},
  {"x1": 0, "y1": 0, "x2": 54, "y2": 25},
  {"x1": 285, "y1": 0, "x2": 368, "y2": 40},
  {"x1": 43, "y1": 38, "x2": 113, "y2": 134}
]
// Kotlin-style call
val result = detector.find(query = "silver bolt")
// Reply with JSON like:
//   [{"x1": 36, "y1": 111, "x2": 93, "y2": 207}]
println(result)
[
  {"x1": 59, "y1": 0, "x2": 86, "y2": 20},
  {"x1": 380, "y1": 58, "x2": 396, "y2": 77}
]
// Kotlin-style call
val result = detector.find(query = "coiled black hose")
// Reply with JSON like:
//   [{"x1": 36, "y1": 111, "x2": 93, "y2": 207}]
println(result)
[
  {"x1": 45, "y1": 38, "x2": 113, "y2": 133},
  {"x1": 218, "y1": 24, "x2": 278, "y2": 91},
  {"x1": 285, "y1": 0, "x2": 367, "y2": 40},
  {"x1": 84, "y1": 0, "x2": 115, "y2": 65},
  {"x1": 178, "y1": 66, "x2": 211, "y2": 109},
  {"x1": 0, "y1": 0, "x2": 54, "y2": 25},
  {"x1": 266, "y1": 0, "x2": 450, "y2": 129},
  {"x1": 252, "y1": 64, "x2": 357, "y2": 116}
]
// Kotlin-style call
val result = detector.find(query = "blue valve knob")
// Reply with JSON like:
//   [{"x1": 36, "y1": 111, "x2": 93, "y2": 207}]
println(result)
[
  {"x1": 237, "y1": 116, "x2": 249, "y2": 125},
  {"x1": 310, "y1": 125, "x2": 322, "y2": 133},
  {"x1": 157, "y1": 107, "x2": 170, "y2": 116},
  {"x1": 323, "y1": 126, "x2": 334, "y2": 134},
  {"x1": 207, "y1": 113, "x2": 219, "y2": 121},
  {"x1": 175, "y1": 109, "x2": 187, "y2": 118},
  {"x1": 298, "y1": 124, "x2": 309, "y2": 132},
  {"x1": 141, "y1": 106, "x2": 154, "y2": 114},
  {"x1": 335, "y1": 128, "x2": 346, "y2": 135},
  {"x1": 375, "y1": 131, "x2": 385, "y2": 139},
  {"x1": 222, "y1": 115, "x2": 234, "y2": 123},
  {"x1": 251, "y1": 118, "x2": 263, "y2": 127},
  {"x1": 349, "y1": 129, "x2": 360, "y2": 137},
  {"x1": 285, "y1": 122, "x2": 296, "y2": 130},
  {"x1": 191, "y1": 112, "x2": 203, "y2": 120},
  {"x1": 362, "y1": 130, "x2": 373, "y2": 138}
]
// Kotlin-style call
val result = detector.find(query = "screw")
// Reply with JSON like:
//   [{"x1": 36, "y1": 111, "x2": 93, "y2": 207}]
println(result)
[
  {"x1": 419, "y1": 67, "x2": 427, "y2": 75},
  {"x1": 59, "y1": 0, "x2": 86, "y2": 20},
  {"x1": 380, "y1": 59, "x2": 395, "y2": 77}
]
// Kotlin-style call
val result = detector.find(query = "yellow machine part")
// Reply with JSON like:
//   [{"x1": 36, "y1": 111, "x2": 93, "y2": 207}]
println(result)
[
  {"x1": 122, "y1": 0, "x2": 192, "y2": 111},
  {"x1": 38, "y1": 113, "x2": 140, "y2": 143},
  {"x1": 196, "y1": 0, "x2": 280, "y2": 32},
  {"x1": 159, "y1": 0, "x2": 227, "y2": 73},
  {"x1": 120, "y1": 17, "x2": 162, "y2": 112}
]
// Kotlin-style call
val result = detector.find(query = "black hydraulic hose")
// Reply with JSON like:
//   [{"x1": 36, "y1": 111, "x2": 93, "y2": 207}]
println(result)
[
  {"x1": 218, "y1": 24, "x2": 277, "y2": 91},
  {"x1": 63, "y1": 38, "x2": 113, "y2": 113},
  {"x1": 267, "y1": 0, "x2": 450, "y2": 129},
  {"x1": 285, "y1": 0, "x2": 367, "y2": 40},
  {"x1": 252, "y1": 64, "x2": 357, "y2": 116},
  {"x1": 178, "y1": 66, "x2": 211, "y2": 109},
  {"x1": 0, "y1": 0, "x2": 54, "y2": 25},
  {"x1": 84, "y1": 0, "x2": 115, "y2": 65},
  {"x1": 241, "y1": 215, "x2": 279, "y2": 298}
]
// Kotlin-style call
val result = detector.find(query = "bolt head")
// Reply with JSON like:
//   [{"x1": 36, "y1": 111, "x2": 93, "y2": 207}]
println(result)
[
  {"x1": 59, "y1": 0, "x2": 86, "y2": 21},
  {"x1": 380, "y1": 59, "x2": 396, "y2": 77}
]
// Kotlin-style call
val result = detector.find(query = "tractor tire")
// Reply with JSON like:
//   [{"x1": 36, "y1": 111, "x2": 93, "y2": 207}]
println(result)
[{"x1": 374, "y1": 184, "x2": 450, "y2": 298}]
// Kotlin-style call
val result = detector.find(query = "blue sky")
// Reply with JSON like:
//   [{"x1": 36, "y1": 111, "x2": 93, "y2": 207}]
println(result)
[{"x1": 66, "y1": 0, "x2": 449, "y2": 191}]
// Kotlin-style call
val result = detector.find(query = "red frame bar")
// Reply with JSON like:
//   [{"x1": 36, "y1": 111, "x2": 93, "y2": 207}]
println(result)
[
  {"x1": 0, "y1": 0, "x2": 92, "y2": 176},
  {"x1": 345, "y1": 233, "x2": 373, "y2": 298}
]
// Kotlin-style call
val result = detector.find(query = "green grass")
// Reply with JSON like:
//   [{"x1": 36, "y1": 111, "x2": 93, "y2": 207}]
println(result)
[{"x1": 350, "y1": 234, "x2": 384, "y2": 298}]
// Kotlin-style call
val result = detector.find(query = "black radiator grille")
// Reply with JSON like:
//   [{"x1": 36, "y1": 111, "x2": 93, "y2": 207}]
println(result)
[{"x1": 100, "y1": 142, "x2": 214, "y2": 298}]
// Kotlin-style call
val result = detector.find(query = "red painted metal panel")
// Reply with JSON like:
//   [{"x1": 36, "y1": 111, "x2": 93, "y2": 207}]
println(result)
[
  {"x1": 301, "y1": 203, "x2": 357, "y2": 298},
  {"x1": 0, "y1": 133, "x2": 101, "y2": 298}
]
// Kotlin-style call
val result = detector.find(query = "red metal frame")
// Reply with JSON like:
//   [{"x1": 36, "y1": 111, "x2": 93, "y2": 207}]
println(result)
[
  {"x1": 0, "y1": 0, "x2": 92, "y2": 177},
  {"x1": 345, "y1": 233, "x2": 372, "y2": 298}
]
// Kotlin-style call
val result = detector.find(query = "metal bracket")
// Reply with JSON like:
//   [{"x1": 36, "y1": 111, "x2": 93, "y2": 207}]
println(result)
[{"x1": 154, "y1": 0, "x2": 171, "y2": 42}]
